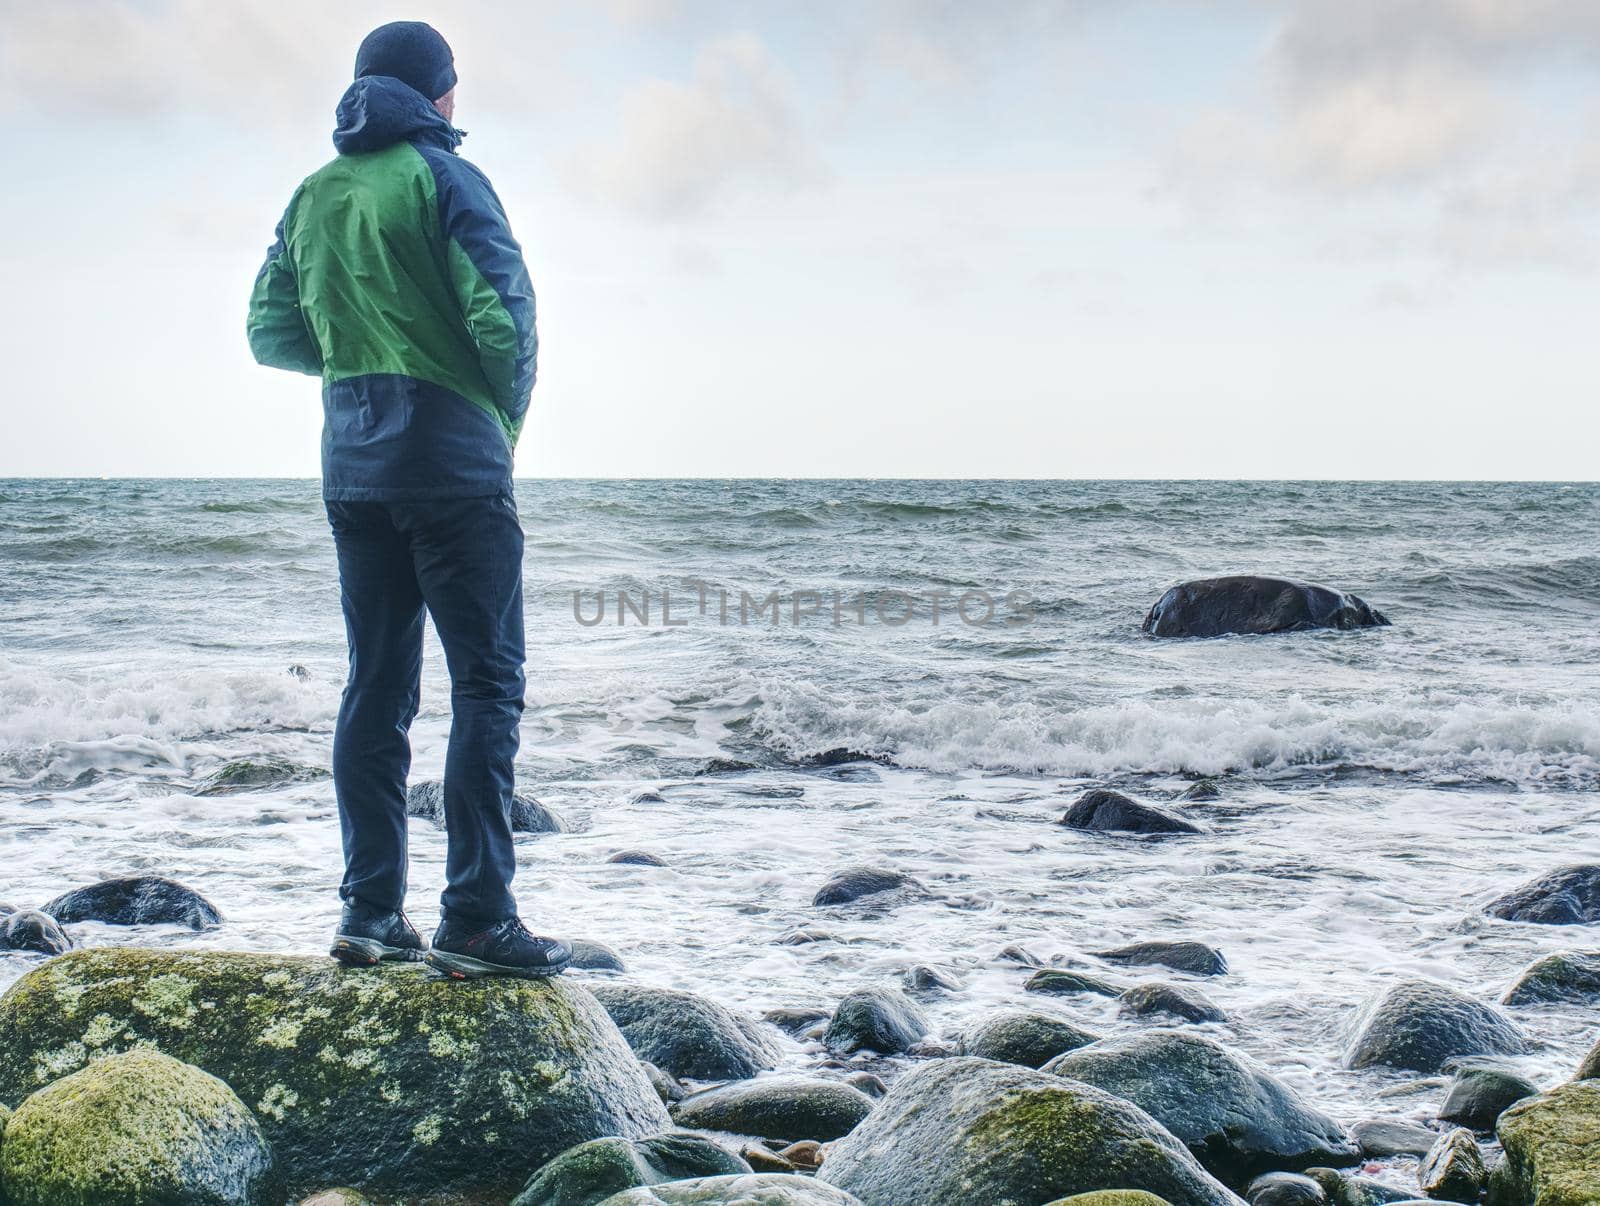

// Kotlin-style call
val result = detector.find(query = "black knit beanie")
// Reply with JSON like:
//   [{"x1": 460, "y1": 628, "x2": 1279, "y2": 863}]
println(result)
[{"x1": 354, "y1": 21, "x2": 457, "y2": 100}]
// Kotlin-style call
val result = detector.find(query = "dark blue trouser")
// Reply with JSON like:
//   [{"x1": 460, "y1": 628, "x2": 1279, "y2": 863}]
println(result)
[{"x1": 325, "y1": 493, "x2": 525, "y2": 925}]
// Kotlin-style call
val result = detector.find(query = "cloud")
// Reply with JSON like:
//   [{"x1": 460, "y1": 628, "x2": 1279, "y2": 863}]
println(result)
[{"x1": 567, "y1": 32, "x2": 815, "y2": 220}]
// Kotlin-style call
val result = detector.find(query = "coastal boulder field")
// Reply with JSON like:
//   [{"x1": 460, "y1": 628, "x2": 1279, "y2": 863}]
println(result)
[{"x1": 1141, "y1": 576, "x2": 1391, "y2": 638}]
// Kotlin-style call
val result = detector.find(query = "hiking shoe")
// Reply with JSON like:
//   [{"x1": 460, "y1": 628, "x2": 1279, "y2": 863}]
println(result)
[
  {"x1": 425, "y1": 915, "x2": 572, "y2": 980},
  {"x1": 329, "y1": 900, "x2": 426, "y2": 966}
]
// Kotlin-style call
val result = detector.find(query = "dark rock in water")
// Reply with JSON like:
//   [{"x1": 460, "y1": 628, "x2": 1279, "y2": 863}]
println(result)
[
  {"x1": 800, "y1": 748, "x2": 887, "y2": 768},
  {"x1": 1303, "y1": 1169, "x2": 1414, "y2": 1206},
  {"x1": 406, "y1": 779, "x2": 567, "y2": 834},
  {"x1": 0, "y1": 909, "x2": 71, "y2": 955},
  {"x1": 1578, "y1": 1034, "x2": 1600, "y2": 1081},
  {"x1": 1489, "y1": 1082, "x2": 1600, "y2": 1206},
  {"x1": 843, "y1": 1071, "x2": 886, "y2": 1099},
  {"x1": 1060, "y1": 789, "x2": 1202, "y2": 836},
  {"x1": 1182, "y1": 780, "x2": 1223, "y2": 801},
  {"x1": 1438, "y1": 1064, "x2": 1539, "y2": 1130},
  {"x1": 777, "y1": 927, "x2": 837, "y2": 946},
  {"x1": 1485, "y1": 864, "x2": 1600, "y2": 925},
  {"x1": 643, "y1": 1062, "x2": 685, "y2": 1104},
  {"x1": 591, "y1": 984, "x2": 780, "y2": 1082},
  {"x1": 0, "y1": 1049, "x2": 279, "y2": 1206},
  {"x1": 961, "y1": 1010, "x2": 1099, "y2": 1068},
  {"x1": 1417, "y1": 1128, "x2": 1485, "y2": 1202},
  {"x1": 1045, "y1": 1031, "x2": 1358, "y2": 1186},
  {"x1": 1246, "y1": 1172, "x2": 1327, "y2": 1206},
  {"x1": 824, "y1": 987, "x2": 929, "y2": 1056},
  {"x1": 1026, "y1": 968, "x2": 1125, "y2": 998},
  {"x1": 570, "y1": 939, "x2": 628, "y2": 972},
  {"x1": 1344, "y1": 979, "x2": 1527, "y2": 1073},
  {"x1": 997, "y1": 943, "x2": 1045, "y2": 967},
  {"x1": 510, "y1": 1133, "x2": 750, "y2": 1206},
  {"x1": 1141, "y1": 576, "x2": 1390, "y2": 639},
  {"x1": 1096, "y1": 941, "x2": 1228, "y2": 977},
  {"x1": 1120, "y1": 982, "x2": 1228, "y2": 1024},
  {"x1": 902, "y1": 964, "x2": 961, "y2": 994},
  {"x1": 1349, "y1": 1118, "x2": 1440, "y2": 1159},
  {"x1": 597, "y1": 1174, "x2": 864, "y2": 1204},
  {"x1": 671, "y1": 1076, "x2": 876, "y2": 1142},
  {"x1": 42, "y1": 875, "x2": 222, "y2": 930},
  {"x1": 812, "y1": 866, "x2": 921, "y2": 907},
  {"x1": 762, "y1": 1007, "x2": 831, "y2": 1036},
  {"x1": 1503, "y1": 950, "x2": 1600, "y2": 1004},
  {"x1": 608, "y1": 850, "x2": 668, "y2": 867},
  {"x1": 630, "y1": 789, "x2": 668, "y2": 805},
  {"x1": 287, "y1": 663, "x2": 311, "y2": 680},
  {"x1": 818, "y1": 1057, "x2": 1240, "y2": 1206},
  {"x1": 194, "y1": 753, "x2": 328, "y2": 796},
  {"x1": 698, "y1": 758, "x2": 758, "y2": 775},
  {"x1": 0, "y1": 949, "x2": 668, "y2": 1198}
]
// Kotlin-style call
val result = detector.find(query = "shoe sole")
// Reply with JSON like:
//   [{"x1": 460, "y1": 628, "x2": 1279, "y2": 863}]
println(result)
[
  {"x1": 424, "y1": 948, "x2": 571, "y2": 980},
  {"x1": 330, "y1": 935, "x2": 425, "y2": 967}
]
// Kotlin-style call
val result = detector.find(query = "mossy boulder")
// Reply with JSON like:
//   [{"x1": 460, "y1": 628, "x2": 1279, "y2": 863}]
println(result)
[
  {"x1": 1344, "y1": 980, "x2": 1527, "y2": 1073},
  {"x1": 1503, "y1": 952, "x2": 1600, "y2": 1006},
  {"x1": 818, "y1": 1056, "x2": 1242, "y2": 1206},
  {"x1": 41, "y1": 875, "x2": 222, "y2": 930},
  {"x1": 961, "y1": 1009, "x2": 1100, "y2": 1068},
  {"x1": 1044, "y1": 1032, "x2": 1357, "y2": 1187},
  {"x1": 670, "y1": 1075, "x2": 876, "y2": 1141},
  {"x1": 0, "y1": 948, "x2": 668, "y2": 1197},
  {"x1": 598, "y1": 1175, "x2": 864, "y2": 1204},
  {"x1": 0, "y1": 1049, "x2": 277, "y2": 1205},
  {"x1": 1418, "y1": 1127, "x2": 1486, "y2": 1202},
  {"x1": 1045, "y1": 1195, "x2": 1174, "y2": 1206},
  {"x1": 511, "y1": 1133, "x2": 751, "y2": 1206},
  {"x1": 590, "y1": 984, "x2": 780, "y2": 1081},
  {"x1": 823, "y1": 987, "x2": 928, "y2": 1056},
  {"x1": 1488, "y1": 1080, "x2": 1600, "y2": 1206},
  {"x1": 1577, "y1": 1035, "x2": 1599, "y2": 1082}
]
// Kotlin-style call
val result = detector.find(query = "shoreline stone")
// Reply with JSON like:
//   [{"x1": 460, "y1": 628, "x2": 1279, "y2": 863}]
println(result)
[
  {"x1": 41, "y1": 875, "x2": 222, "y2": 930},
  {"x1": 1141, "y1": 576, "x2": 1389, "y2": 638},
  {"x1": 1095, "y1": 941, "x2": 1228, "y2": 977},
  {"x1": 591, "y1": 984, "x2": 781, "y2": 1082},
  {"x1": 1485, "y1": 865, "x2": 1600, "y2": 926},
  {"x1": 1060, "y1": 789, "x2": 1202, "y2": 836},
  {"x1": 1488, "y1": 1080, "x2": 1600, "y2": 1206},
  {"x1": 822, "y1": 987, "x2": 928, "y2": 1056},
  {"x1": 1345, "y1": 980, "x2": 1527, "y2": 1074},
  {"x1": 670, "y1": 1076, "x2": 876, "y2": 1142}
]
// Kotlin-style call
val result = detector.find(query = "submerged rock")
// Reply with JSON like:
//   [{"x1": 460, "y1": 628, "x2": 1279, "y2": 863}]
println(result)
[
  {"x1": 0, "y1": 910, "x2": 71, "y2": 955},
  {"x1": 818, "y1": 1057, "x2": 1241, "y2": 1206},
  {"x1": 1060, "y1": 789, "x2": 1202, "y2": 836},
  {"x1": 1044, "y1": 1031, "x2": 1358, "y2": 1186},
  {"x1": 671, "y1": 1076, "x2": 876, "y2": 1142},
  {"x1": 823, "y1": 987, "x2": 929, "y2": 1056},
  {"x1": 1141, "y1": 576, "x2": 1390, "y2": 638},
  {"x1": 41, "y1": 875, "x2": 222, "y2": 930},
  {"x1": 1096, "y1": 941, "x2": 1228, "y2": 977},
  {"x1": 812, "y1": 866, "x2": 920, "y2": 907},
  {"x1": 511, "y1": 1133, "x2": 751, "y2": 1206},
  {"x1": 0, "y1": 948, "x2": 668, "y2": 1197},
  {"x1": 591, "y1": 984, "x2": 780, "y2": 1082},
  {"x1": 961, "y1": 1009, "x2": 1100, "y2": 1068},
  {"x1": 697, "y1": 758, "x2": 758, "y2": 775},
  {"x1": 195, "y1": 754, "x2": 327, "y2": 796},
  {"x1": 1182, "y1": 780, "x2": 1223, "y2": 802},
  {"x1": 1026, "y1": 968, "x2": 1126, "y2": 998},
  {"x1": 902, "y1": 964, "x2": 961, "y2": 994},
  {"x1": 598, "y1": 1175, "x2": 864, "y2": 1204},
  {"x1": 1246, "y1": 1173, "x2": 1327, "y2": 1206},
  {"x1": 0, "y1": 1049, "x2": 278, "y2": 1206},
  {"x1": 1485, "y1": 864, "x2": 1600, "y2": 926},
  {"x1": 1439, "y1": 1065, "x2": 1539, "y2": 1130},
  {"x1": 1418, "y1": 1128, "x2": 1486, "y2": 1202},
  {"x1": 762, "y1": 1007, "x2": 831, "y2": 1036},
  {"x1": 1349, "y1": 1119, "x2": 1440, "y2": 1159},
  {"x1": 1304, "y1": 1169, "x2": 1415, "y2": 1206},
  {"x1": 1503, "y1": 951, "x2": 1600, "y2": 1005},
  {"x1": 1344, "y1": 980, "x2": 1528, "y2": 1073},
  {"x1": 405, "y1": 779, "x2": 567, "y2": 834},
  {"x1": 570, "y1": 939, "x2": 628, "y2": 972},
  {"x1": 1488, "y1": 1081, "x2": 1600, "y2": 1206},
  {"x1": 1120, "y1": 983, "x2": 1228, "y2": 1025},
  {"x1": 608, "y1": 851, "x2": 668, "y2": 867}
]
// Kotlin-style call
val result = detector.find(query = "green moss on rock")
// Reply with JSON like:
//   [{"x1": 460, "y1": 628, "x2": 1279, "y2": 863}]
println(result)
[
  {"x1": 512, "y1": 1133, "x2": 750, "y2": 1206},
  {"x1": 1043, "y1": 1194, "x2": 1174, "y2": 1206},
  {"x1": 1488, "y1": 1080, "x2": 1600, "y2": 1206}
]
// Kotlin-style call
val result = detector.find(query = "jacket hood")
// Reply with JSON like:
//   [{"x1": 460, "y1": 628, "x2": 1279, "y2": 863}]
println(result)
[{"x1": 333, "y1": 75, "x2": 462, "y2": 155}]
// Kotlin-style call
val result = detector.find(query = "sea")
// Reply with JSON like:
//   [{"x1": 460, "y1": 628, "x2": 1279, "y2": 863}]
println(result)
[{"x1": 2, "y1": 478, "x2": 1597, "y2": 1128}]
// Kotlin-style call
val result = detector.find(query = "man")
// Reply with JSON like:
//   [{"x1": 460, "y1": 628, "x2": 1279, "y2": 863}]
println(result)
[{"x1": 247, "y1": 21, "x2": 569, "y2": 980}]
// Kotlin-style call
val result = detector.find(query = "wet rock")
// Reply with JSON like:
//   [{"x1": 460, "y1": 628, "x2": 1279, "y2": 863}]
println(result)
[
  {"x1": 41, "y1": 875, "x2": 222, "y2": 930},
  {"x1": 902, "y1": 964, "x2": 960, "y2": 994},
  {"x1": 0, "y1": 948, "x2": 669, "y2": 1197},
  {"x1": 961, "y1": 1009, "x2": 1100, "y2": 1068},
  {"x1": 298, "y1": 1191, "x2": 372, "y2": 1206},
  {"x1": 779, "y1": 1140, "x2": 823, "y2": 1170},
  {"x1": 0, "y1": 1049, "x2": 278, "y2": 1206},
  {"x1": 1485, "y1": 864, "x2": 1600, "y2": 926},
  {"x1": 630, "y1": 790, "x2": 668, "y2": 805},
  {"x1": 1045, "y1": 1031, "x2": 1358, "y2": 1186},
  {"x1": 1418, "y1": 1128, "x2": 1486, "y2": 1202},
  {"x1": 1304, "y1": 1170, "x2": 1415, "y2": 1206},
  {"x1": 1096, "y1": 941, "x2": 1228, "y2": 977},
  {"x1": 778, "y1": 928, "x2": 837, "y2": 946},
  {"x1": 1577, "y1": 1035, "x2": 1600, "y2": 1081},
  {"x1": 0, "y1": 910, "x2": 71, "y2": 955},
  {"x1": 698, "y1": 758, "x2": 758, "y2": 775},
  {"x1": 1141, "y1": 576, "x2": 1390, "y2": 638},
  {"x1": 817, "y1": 1057, "x2": 1241, "y2": 1206},
  {"x1": 997, "y1": 943, "x2": 1045, "y2": 966},
  {"x1": 1060, "y1": 789, "x2": 1202, "y2": 836},
  {"x1": 741, "y1": 1144, "x2": 795, "y2": 1173},
  {"x1": 591, "y1": 984, "x2": 781, "y2": 1082},
  {"x1": 800, "y1": 748, "x2": 887, "y2": 768},
  {"x1": 812, "y1": 866, "x2": 920, "y2": 907},
  {"x1": 1247, "y1": 1173, "x2": 1328, "y2": 1206},
  {"x1": 1503, "y1": 951, "x2": 1600, "y2": 1005},
  {"x1": 405, "y1": 779, "x2": 566, "y2": 834},
  {"x1": 1120, "y1": 982, "x2": 1228, "y2": 1025},
  {"x1": 1044, "y1": 1195, "x2": 1176, "y2": 1206},
  {"x1": 672, "y1": 1076, "x2": 876, "y2": 1142},
  {"x1": 643, "y1": 1062, "x2": 685, "y2": 1105},
  {"x1": 823, "y1": 987, "x2": 929, "y2": 1056},
  {"x1": 842, "y1": 1072, "x2": 886, "y2": 1099},
  {"x1": 1026, "y1": 968, "x2": 1126, "y2": 998},
  {"x1": 510, "y1": 1133, "x2": 750, "y2": 1206},
  {"x1": 1345, "y1": 979, "x2": 1528, "y2": 1073},
  {"x1": 1182, "y1": 780, "x2": 1223, "y2": 802},
  {"x1": 763, "y1": 1007, "x2": 832, "y2": 1036},
  {"x1": 1439, "y1": 1065, "x2": 1539, "y2": 1130},
  {"x1": 1350, "y1": 1119, "x2": 1441, "y2": 1159},
  {"x1": 905, "y1": 1038, "x2": 957, "y2": 1058},
  {"x1": 597, "y1": 1174, "x2": 864, "y2": 1204},
  {"x1": 1488, "y1": 1081, "x2": 1600, "y2": 1206},
  {"x1": 570, "y1": 939, "x2": 628, "y2": 972},
  {"x1": 609, "y1": 850, "x2": 668, "y2": 867},
  {"x1": 195, "y1": 754, "x2": 328, "y2": 795}
]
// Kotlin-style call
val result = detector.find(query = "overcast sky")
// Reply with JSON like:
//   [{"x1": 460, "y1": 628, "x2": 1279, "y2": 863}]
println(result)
[{"x1": 2, "y1": 0, "x2": 1597, "y2": 479}]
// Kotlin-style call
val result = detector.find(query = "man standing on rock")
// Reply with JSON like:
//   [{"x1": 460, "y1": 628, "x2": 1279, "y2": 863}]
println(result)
[{"x1": 247, "y1": 21, "x2": 570, "y2": 980}]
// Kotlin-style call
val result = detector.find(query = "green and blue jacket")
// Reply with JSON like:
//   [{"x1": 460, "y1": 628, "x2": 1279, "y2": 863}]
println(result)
[{"x1": 248, "y1": 75, "x2": 536, "y2": 500}]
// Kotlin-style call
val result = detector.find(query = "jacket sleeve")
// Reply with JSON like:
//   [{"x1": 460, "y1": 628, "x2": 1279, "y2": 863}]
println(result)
[
  {"x1": 246, "y1": 207, "x2": 323, "y2": 376},
  {"x1": 433, "y1": 156, "x2": 537, "y2": 444}
]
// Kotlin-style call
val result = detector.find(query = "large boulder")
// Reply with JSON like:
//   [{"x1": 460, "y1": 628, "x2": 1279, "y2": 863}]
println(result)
[
  {"x1": 1485, "y1": 866, "x2": 1600, "y2": 926},
  {"x1": 1060, "y1": 789, "x2": 1202, "y2": 836},
  {"x1": 1344, "y1": 980, "x2": 1527, "y2": 1073},
  {"x1": 961, "y1": 1010, "x2": 1100, "y2": 1068},
  {"x1": 1044, "y1": 1032, "x2": 1357, "y2": 1186},
  {"x1": 598, "y1": 1175, "x2": 863, "y2": 1204},
  {"x1": 590, "y1": 984, "x2": 780, "y2": 1081},
  {"x1": 671, "y1": 1075, "x2": 876, "y2": 1142},
  {"x1": 1141, "y1": 577, "x2": 1390, "y2": 639},
  {"x1": 406, "y1": 779, "x2": 567, "y2": 834},
  {"x1": 1503, "y1": 952, "x2": 1600, "y2": 1005},
  {"x1": 0, "y1": 948, "x2": 668, "y2": 1197},
  {"x1": 818, "y1": 1056, "x2": 1242, "y2": 1206},
  {"x1": 511, "y1": 1133, "x2": 751, "y2": 1206},
  {"x1": 823, "y1": 987, "x2": 928, "y2": 1056},
  {"x1": 1095, "y1": 942, "x2": 1228, "y2": 977},
  {"x1": 0, "y1": 1049, "x2": 277, "y2": 1205},
  {"x1": 1488, "y1": 1081, "x2": 1600, "y2": 1206},
  {"x1": 812, "y1": 867, "x2": 922, "y2": 907},
  {"x1": 41, "y1": 875, "x2": 222, "y2": 929}
]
